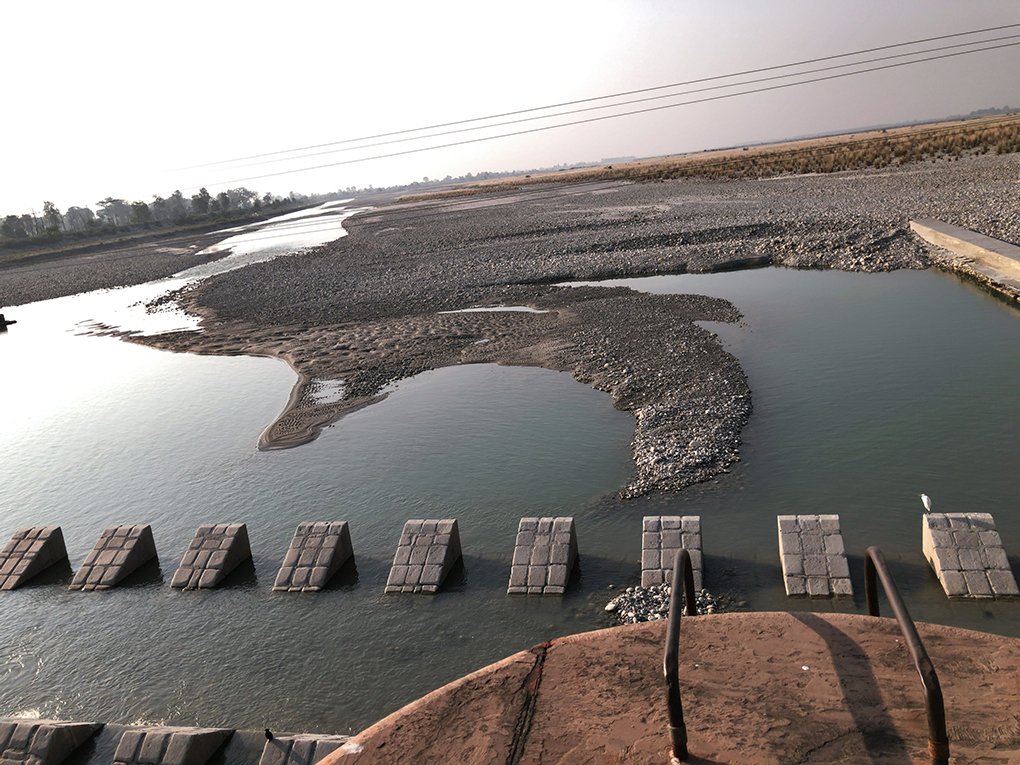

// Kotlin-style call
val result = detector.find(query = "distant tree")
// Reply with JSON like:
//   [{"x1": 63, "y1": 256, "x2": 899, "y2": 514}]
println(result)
[
  {"x1": 21, "y1": 213, "x2": 41, "y2": 236},
  {"x1": 262, "y1": 192, "x2": 274, "y2": 206},
  {"x1": 150, "y1": 195, "x2": 171, "y2": 224},
  {"x1": 216, "y1": 191, "x2": 230, "y2": 211},
  {"x1": 191, "y1": 187, "x2": 211, "y2": 215},
  {"x1": 96, "y1": 198, "x2": 131, "y2": 226},
  {"x1": 168, "y1": 190, "x2": 188, "y2": 221},
  {"x1": 227, "y1": 187, "x2": 256, "y2": 209},
  {"x1": 43, "y1": 201, "x2": 63, "y2": 231},
  {"x1": 1, "y1": 215, "x2": 28, "y2": 239},
  {"x1": 130, "y1": 201, "x2": 151, "y2": 224},
  {"x1": 64, "y1": 206, "x2": 95, "y2": 231}
]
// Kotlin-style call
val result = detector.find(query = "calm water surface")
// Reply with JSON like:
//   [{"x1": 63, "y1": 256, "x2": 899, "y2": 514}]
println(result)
[{"x1": 0, "y1": 229, "x2": 1017, "y2": 732}]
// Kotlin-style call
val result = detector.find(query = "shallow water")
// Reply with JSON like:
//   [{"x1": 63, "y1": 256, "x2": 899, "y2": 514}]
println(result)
[{"x1": 1, "y1": 233, "x2": 1018, "y2": 732}]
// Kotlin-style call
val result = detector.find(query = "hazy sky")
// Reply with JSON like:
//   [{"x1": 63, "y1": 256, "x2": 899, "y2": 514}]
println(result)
[{"x1": 3, "y1": 1, "x2": 1019, "y2": 215}]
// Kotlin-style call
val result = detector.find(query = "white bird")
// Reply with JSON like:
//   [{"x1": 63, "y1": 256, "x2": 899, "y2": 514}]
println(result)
[{"x1": 920, "y1": 493, "x2": 932, "y2": 513}]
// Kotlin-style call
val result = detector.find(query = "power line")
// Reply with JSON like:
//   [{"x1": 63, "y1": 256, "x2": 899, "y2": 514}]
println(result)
[
  {"x1": 208, "y1": 39, "x2": 1020, "y2": 188},
  {"x1": 209, "y1": 33, "x2": 1020, "y2": 173},
  {"x1": 179, "y1": 22, "x2": 1020, "y2": 171}
]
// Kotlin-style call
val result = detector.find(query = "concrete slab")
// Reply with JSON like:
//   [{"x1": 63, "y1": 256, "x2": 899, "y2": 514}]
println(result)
[
  {"x1": 274, "y1": 523, "x2": 353, "y2": 592},
  {"x1": 258, "y1": 735, "x2": 348, "y2": 765},
  {"x1": 385, "y1": 520, "x2": 461, "y2": 594},
  {"x1": 910, "y1": 218, "x2": 1020, "y2": 300},
  {"x1": 923, "y1": 512, "x2": 1019, "y2": 599},
  {"x1": 317, "y1": 612, "x2": 1020, "y2": 764},
  {"x1": 0, "y1": 527, "x2": 68, "y2": 590},
  {"x1": 70, "y1": 525, "x2": 157, "y2": 591},
  {"x1": 113, "y1": 727, "x2": 233, "y2": 765},
  {"x1": 641, "y1": 515, "x2": 702, "y2": 590},
  {"x1": 0, "y1": 720, "x2": 102, "y2": 765},
  {"x1": 778, "y1": 515, "x2": 853, "y2": 598},
  {"x1": 170, "y1": 525, "x2": 252, "y2": 590},
  {"x1": 508, "y1": 517, "x2": 578, "y2": 596}
]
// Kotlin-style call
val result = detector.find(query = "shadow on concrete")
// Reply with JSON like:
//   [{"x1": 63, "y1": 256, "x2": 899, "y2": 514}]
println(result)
[
  {"x1": 20, "y1": 557, "x2": 74, "y2": 588},
  {"x1": 115, "y1": 556, "x2": 164, "y2": 588},
  {"x1": 320, "y1": 555, "x2": 359, "y2": 591},
  {"x1": 792, "y1": 612, "x2": 912, "y2": 762},
  {"x1": 219, "y1": 557, "x2": 259, "y2": 588}
]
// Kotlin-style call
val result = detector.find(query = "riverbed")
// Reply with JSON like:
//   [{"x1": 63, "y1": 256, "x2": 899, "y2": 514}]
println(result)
[{"x1": 0, "y1": 201, "x2": 1018, "y2": 734}]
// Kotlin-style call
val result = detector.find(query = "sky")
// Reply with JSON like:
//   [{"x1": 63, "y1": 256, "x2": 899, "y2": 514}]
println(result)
[{"x1": 2, "y1": 0, "x2": 1019, "y2": 215}]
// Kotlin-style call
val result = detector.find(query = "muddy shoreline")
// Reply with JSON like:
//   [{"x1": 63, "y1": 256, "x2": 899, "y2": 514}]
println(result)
[{"x1": 6, "y1": 154, "x2": 1018, "y2": 496}]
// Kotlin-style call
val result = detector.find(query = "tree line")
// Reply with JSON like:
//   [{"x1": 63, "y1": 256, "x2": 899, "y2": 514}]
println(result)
[{"x1": 1, "y1": 187, "x2": 313, "y2": 251}]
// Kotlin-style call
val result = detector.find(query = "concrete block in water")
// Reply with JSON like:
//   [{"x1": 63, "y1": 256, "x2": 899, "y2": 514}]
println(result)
[
  {"x1": 170, "y1": 524, "x2": 251, "y2": 590},
  {"x1": 778, "y1": 515, "x2": 853, "y2": 598},
  {"x1": 274, "y1": 522, "x2": 353, "y2": 592},
  {"x1": 641, "y1": 516, "x2": 703, "y2": 590},
  {"x1": 507, "y1": 517, "x2": 578, "y2": 596},
  {"x1": 923, "y1": 512, "x2": 1018, "y2": 599},
  {"x1": 259, "y1": 735, "x2": 349, "y2": 765},
  {"x1": 0, "y1": 720, "x2": 102, "y2": 765},
  {"x1": 0, "y1": 527, "x2": 68, "y2": 590},
  {"x1": 113, "y1": 727, "x2": 232, "y2": 765},
  {"x1": 385, "y1": 520, "x2": 461, "y2": 594},
  {"x1": 69, "y1": 525, "x2": 157, "y2": 591}
]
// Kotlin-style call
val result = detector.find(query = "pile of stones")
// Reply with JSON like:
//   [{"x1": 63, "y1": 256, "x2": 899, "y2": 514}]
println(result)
[{"x1": 603, "y1": 583, "x2": 742, "y2": 623}]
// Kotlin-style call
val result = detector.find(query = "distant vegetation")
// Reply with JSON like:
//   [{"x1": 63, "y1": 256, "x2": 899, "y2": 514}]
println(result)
[
  {"x1": 639, "y1": 113, "x2": 1020, "y2": 180},
  {"x1": 0, "y1": 187, "x2": 330, "y2": 255},
  {"x1": 403, "y1": 113, "x2": 1020, "y2": 201}
]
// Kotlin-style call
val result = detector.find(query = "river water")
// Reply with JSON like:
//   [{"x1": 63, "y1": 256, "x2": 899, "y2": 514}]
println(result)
[{"x1": 0, "y1": 212, "x2": 1017, "y2": 733}]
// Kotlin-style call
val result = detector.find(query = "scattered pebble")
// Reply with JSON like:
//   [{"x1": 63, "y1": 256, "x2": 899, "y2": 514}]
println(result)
[{"x1": 603, "y1": 582, "x2": 743, "y2": 623}]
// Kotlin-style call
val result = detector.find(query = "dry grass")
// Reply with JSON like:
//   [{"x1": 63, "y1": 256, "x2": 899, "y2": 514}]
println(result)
[{"x1": 401, "y1": 113, "x2": 1020, "y2": 202}]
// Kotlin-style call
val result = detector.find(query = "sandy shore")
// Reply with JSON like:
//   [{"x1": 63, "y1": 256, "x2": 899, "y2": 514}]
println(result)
[{"x1": 4, "y1": 154, "x2": 1017, "y2": 496}]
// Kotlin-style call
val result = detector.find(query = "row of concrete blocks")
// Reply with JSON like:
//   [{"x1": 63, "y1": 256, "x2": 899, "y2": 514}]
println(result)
[
  {"x1": 6, "y1": 513, "x2": 1014, "y2": 600},
  {"x1": 0, "y1": 523, "x2": 353, "y2": 593},
  {"x1": 779, "y1": 513, "x2": 1020, "y2": 600},
  {"x1": 0, "y1": 720, "x2": 349, "y2": 765},
  {"x1": 0, "y1": 516, "x2": 678, "y2": 598}
]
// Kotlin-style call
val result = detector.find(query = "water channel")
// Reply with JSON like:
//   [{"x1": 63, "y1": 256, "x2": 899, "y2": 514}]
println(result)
[{"x1": 0, "y1": 210, "x2": 1017, "y2": 733}]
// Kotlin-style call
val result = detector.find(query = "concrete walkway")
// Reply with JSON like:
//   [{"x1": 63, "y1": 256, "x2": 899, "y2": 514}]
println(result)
[
  {"x1": 320, "y1": 612, "x2": 1020, "y2": 765},
  {"x1": 911, "y1": 219, "x2": 1020, "y2": 301}
]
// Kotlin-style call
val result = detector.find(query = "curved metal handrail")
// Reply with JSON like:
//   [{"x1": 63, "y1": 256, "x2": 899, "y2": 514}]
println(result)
[
  {"x1": 864, "y1": 546, "x2": 950, "y2": 765},
  {"x1": 663, "y1": 548, "x2": 698, "y2": 763}
]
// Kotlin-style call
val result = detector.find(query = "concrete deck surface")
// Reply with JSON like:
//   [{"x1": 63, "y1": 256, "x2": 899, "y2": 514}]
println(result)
[{"x1": 320, "y1": 612, "x2": 1020, "y2": 765}]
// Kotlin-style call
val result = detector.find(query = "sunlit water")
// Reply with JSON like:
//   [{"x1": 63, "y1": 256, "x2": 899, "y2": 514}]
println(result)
[{"x1": 0, "y1": 215, "x2": 1018, "y2": 732}]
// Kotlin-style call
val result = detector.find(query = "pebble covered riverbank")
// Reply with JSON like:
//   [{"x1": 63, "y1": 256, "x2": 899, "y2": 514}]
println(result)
[{"x1": 4, "y1": 153, "x2": 1017, "y2": 495}]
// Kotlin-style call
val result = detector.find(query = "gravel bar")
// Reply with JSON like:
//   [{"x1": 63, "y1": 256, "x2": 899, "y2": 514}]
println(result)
[{"x1": 8, "y1": 154, "x2": 1016, "y2": 496}]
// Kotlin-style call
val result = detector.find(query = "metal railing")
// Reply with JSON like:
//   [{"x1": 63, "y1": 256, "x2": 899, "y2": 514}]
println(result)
[
  {"x1": 663, "y1": 548, "x2": 697, "y2": 763},
  {"x1": 864, "y1": 546, "x2": 950, "y2": 765}
]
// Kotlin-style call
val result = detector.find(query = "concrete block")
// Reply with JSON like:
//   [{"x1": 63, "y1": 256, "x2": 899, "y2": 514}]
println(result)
[
  {"x1": 988, "y1": 569, "x2": 1020, "y2": 597},
  {"x1": 0, "y1": 721, "x2": 101, "y2": 765},
  {"x1": 832, "y1": 578, "x2": 854, "y2": 598},
  {"x1": 0, "y1": 527, "x2": 68, "y2": 590},
  {"x1": 924, "y1": 512, "x2": 1015, "y2": 599},
  {"x1": 940, "y1": 570, "x2": 968, "y2": 598},
  {"x1": 113, "y1": 728, "x2": 232, "y2": 765},
  {"x1": 171, "y1": 525, "x2": 251, "y2": 590},
  {"x1": 386, "y1": 520, "x2": 461, "y2": 594},
  {"x1": 274, "y1": 521, "x2": 353, "y2": 592},
  {"x1": 806, "y1": 577, "x2": 829, "y2": 597},
  {"x1": 784, "y1": 576, "x2": 807, "y2": 597},
  {"x1": 642, "y1": 516, "x2": 703, "y2": 591},
  {"x1": 508, "y1": 517, "x2": 578, "y2": 595},
  {"x1": 963, "y1": 571, "x2": 993, "y2": 598},
  {"x1": 983, "y1": 546, "x2": 1011, "y2": 571},
  {"x1": 778, "y1": 515, "x2": 852, "y2": 599}
]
